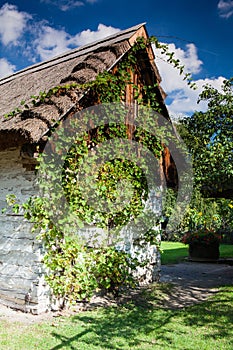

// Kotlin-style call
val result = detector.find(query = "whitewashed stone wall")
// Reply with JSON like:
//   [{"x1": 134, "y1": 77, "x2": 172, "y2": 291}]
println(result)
[
  {"x1": 80, "y1": 224, "x2": 161, "y2": 284},
  {"x1": 80, "y1": 187, "x2": 162, "y2": 286},
  {"x1": 116, "y1": 227, "x2": 161, "y2": 285},
  {"x1": 0, "y1": 148, "x2": 50, "y2": 314},
  {"x1": 117, "y1": 188, "x2": 162, "y2": 284},
  {"x1": 0, "y1": 147, "x2": 161, "y2": 314}
]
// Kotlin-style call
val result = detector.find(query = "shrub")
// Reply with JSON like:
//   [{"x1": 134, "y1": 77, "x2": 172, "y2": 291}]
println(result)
[{"x1": 182, "y1": 228, "x2": 221, "y2": 246}]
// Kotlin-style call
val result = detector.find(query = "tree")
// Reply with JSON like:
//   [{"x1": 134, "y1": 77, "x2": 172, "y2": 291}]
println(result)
[{"x1": 178, "y1": 78, "x2": 233, "y2": 198}]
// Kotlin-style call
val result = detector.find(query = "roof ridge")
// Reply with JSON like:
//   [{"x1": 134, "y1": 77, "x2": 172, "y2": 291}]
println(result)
[{"x1": 0, "y1": 23, "x2": 146, "y2": 86}]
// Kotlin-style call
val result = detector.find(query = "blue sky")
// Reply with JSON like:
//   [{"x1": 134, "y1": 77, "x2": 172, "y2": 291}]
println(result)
[{"x1": 0, "y1": 0, "x2": 233, "y2": 118}]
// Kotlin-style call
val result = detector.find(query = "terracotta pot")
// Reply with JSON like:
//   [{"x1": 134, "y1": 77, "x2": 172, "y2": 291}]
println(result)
[{"x1": 188, "y1": 242, "x2": 220, "y2": 261}]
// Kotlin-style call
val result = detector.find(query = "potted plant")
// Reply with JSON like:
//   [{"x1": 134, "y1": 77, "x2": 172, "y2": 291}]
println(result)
[{"x1": 182, "y1": 227, "x2": 221, "y2": 261}]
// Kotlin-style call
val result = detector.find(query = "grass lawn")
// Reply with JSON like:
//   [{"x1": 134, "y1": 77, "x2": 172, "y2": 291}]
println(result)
[
  {"x1": 0, "y1": 285, "x2": 233, "y2": 349},
  {"x1": 0, "y1": 243, "x2": 232, "y2": 349},
  {"x1": 161, "y1": 241, "x2": 233, "y2": 265}
]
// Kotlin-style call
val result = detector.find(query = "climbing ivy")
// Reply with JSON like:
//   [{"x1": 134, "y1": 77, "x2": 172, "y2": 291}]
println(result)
[{"x1": 5, "y1": 36, "x2": 192, "y2": 305}]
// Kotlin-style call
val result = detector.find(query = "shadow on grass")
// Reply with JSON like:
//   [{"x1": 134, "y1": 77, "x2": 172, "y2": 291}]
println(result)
[
  {"x1": 182, "y1": 287, "x2": 233, "y2": 339},
  {"x1": 50, "y1": 286, "x2": 233, "y2": 349},
  {"x1": 50, "y1": 304, "x2": 174, "y2": 349}
]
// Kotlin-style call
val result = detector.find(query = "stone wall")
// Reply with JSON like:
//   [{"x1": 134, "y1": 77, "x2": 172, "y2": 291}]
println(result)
[
  {"x1": 0, "y1": 147, "x2": 161, "y2": 314},
  {"x1": 79, "y1": 187, "x2": 162, "y2": 286},
  {"x1": 117, "y1": 226, "x2": 161, "y2": 285},
  {"x1": 0, "y1": 148, "x2": 50, "y2": 314}
]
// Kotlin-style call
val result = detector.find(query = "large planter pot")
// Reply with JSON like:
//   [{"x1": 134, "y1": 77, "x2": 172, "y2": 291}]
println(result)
[{"x1": 188, "y1": 242, "x2": 220, "y2": 262}]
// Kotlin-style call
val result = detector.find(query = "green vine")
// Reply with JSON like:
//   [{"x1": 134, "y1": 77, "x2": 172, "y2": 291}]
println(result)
[{"x1": 4, "y1": 36, "x2": 189, "y2": 305}]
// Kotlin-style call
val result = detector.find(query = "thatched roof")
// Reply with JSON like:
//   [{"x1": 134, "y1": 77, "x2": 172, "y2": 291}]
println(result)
[{"x1": 0, "y1": 23, "x2": 165, "y2": 150}]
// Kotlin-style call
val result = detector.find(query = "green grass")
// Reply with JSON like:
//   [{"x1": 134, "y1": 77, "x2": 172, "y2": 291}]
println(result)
[
  {"x1": 0, "y1": 285, "x2": 233, "y2": 349},
  {"x1": 160, "y1": 241, "x2": 188, "y2": 264},
  {"x1": 0, "y1": 244, "x2": 232, "y2": 349},
  {"x1": 220, "y1": 244, "x2": 233, "y2": 258},
  {"x1": 161, "y1": 241, "x2": 233, "y2": 265}
]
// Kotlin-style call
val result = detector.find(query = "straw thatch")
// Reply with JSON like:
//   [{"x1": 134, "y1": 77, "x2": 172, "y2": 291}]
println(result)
[{"x1": 0, "y1": 23, "x2": 166, "y2": 150}]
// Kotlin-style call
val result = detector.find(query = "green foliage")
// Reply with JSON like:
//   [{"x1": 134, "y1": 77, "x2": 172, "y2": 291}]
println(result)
[
  {"x1": 4, "y1": 35, "x2": 196, "y2": 304},
  {"x1": 43, "y1": 237, "x2": 97, "y2": 302},
  {"x1": 91, "y1": 247, "x2": 139, "y2": 297},
  {"x1": 178, "y1": 78, "x2": 233, "y2": 195},
  {"x1": 43, "y1": 236, "x2": 138, "y2": 302},
  {"x1": 179, "y1": 189, "x2": 222, "y2": 232},
  {"x1": 31, "y1": 105, "x2": 160, "y2": 302},
  {"x1": 162, "y1": 187, "x2": 233, "y2": 242},
  {"x1": 182, "y1": 228, "x2": 221, "y2": 245},
  {"x1": 63, "y1": 150, "x2": 149, "y2": 231},
  {"x1": 2, "y1": 194, "x2": 21, "y2": 214},
  {"x1": 173, "y1": 78, "x2": 233, "y2": 243}
]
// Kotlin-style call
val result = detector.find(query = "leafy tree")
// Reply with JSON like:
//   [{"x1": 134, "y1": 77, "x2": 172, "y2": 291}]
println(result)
[
  {"x1": 160, "y1": 79, "x2": 233, "y2": 244},
  {"x1": 178, "y1": 78, "x2": 233, "y2": 198}
]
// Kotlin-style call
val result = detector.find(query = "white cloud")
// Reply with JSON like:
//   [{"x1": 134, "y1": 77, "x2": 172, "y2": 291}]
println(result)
[
  {"x1": 35, "y1": 23, "x2": 119, "y2": 60},
  {"x1": 218, "y1": 0, "x2": 233, "y2": 18},
  {"x1": 0, "y1": 3, "x2": 31, "y2": 46},
  {"x1": 60, "y1": 1, "x2": 84, "y2": 11},
  {"x1": 35, "y1": 26, "x2": 72, "y2": 61},
  {"x1": 71, "y1": 23, "x2": 120, "y2": 46},
  {"x1": 166, "y1": 77, "x2": 225, "y2": 120},
  {"x1": 0, "y1": 58, "x2": 16, "y2": 78},
  {"x1": 40, "y1": 0, "x2": 99, "y2": 11},
  {"x1": 153, "y1": 43, "x2": 226, "y2": 119},
  {"x1": 154, "y1": 42, "x2": 203, "y2": 93}
]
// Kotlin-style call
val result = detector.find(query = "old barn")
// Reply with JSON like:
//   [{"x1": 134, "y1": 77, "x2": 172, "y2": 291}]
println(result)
[{"x1": 0, "y1": 23, "x2": 175, "y2": 314}]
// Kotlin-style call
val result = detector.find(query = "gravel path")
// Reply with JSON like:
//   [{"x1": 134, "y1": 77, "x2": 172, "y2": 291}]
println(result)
[{"x1": 160, "y1": 261, "x2": 233, "y2": 308}]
